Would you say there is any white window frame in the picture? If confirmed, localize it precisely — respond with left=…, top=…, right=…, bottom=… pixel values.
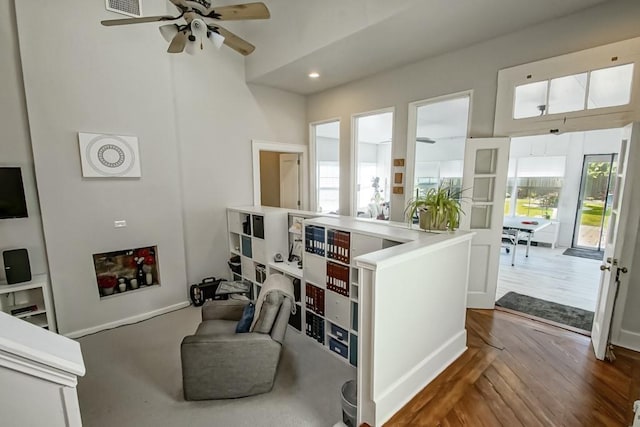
left=309, top=118, right=341, bottom=213
left=405, top=90, right=473, bottom=207
left=495, top=37, right=640, bottom=137
left=504, top=156, right=566, bottom=220
left=351, top=107, right=395, bottom=218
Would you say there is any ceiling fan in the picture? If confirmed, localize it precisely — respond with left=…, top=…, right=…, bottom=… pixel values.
left=101, top=0, right=270, bottom=55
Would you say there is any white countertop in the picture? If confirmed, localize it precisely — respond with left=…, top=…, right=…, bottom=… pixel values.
left=304, top=215, right=475, bottom=268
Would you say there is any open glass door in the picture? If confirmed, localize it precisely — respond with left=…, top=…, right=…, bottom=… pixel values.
left=573, top=154, right=617, bottom=251
left=460, top=137, right=510, bottom=308
left=591, top=123, right=639, bottom=360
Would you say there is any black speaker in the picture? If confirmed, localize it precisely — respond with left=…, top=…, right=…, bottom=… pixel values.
left=3, top=248, right=31, bottom=284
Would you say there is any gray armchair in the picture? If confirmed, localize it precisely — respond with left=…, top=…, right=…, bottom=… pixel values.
left=180, top=295, right=292, bottom=400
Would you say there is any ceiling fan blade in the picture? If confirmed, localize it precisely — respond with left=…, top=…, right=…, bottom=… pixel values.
left=168, top=0, right=189, bottom=11
left=215, top=25, right=255, bottom=55
left=207, top=2, right=270, bottom=20
left=167, top=30, right=188, bottom=53
left=101, top=15, right=179, bottom=26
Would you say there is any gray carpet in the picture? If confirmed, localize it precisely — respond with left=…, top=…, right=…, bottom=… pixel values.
left=563, top=247, right=604, bottom=261
left=76, top=306, right=355, bottom=427
left=496, top=291, right=594, bottom=331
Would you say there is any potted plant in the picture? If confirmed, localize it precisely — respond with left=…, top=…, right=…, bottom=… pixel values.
left=405, top=186, right=464, bottom=231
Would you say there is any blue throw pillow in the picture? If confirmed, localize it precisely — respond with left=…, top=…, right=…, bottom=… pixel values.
left=236, top=302, right=255, bottom=333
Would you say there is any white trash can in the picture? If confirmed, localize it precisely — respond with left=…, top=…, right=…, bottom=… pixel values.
left=341, top=380, right=357, bottom=427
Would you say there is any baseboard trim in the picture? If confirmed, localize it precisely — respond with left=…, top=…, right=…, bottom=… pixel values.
left=614, top=328, right=640, bottom=353
left=375, top=329, right=467, bottom=425
left=64, top=301, right=190, bottom=339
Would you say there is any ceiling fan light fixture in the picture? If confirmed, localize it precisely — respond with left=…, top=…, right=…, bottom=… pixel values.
left=208, top=30, right=225, bottom=49
left=159, top=24, right=179, bottom=43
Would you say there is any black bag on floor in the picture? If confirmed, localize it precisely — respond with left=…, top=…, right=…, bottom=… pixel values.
left=189, top=277, right=223, bottom=307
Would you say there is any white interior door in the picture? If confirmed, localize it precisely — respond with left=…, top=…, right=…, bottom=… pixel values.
left=279, top=153, right=300, bottom=209
left=591, top=123, right=639, bottom=360
left=460, top=137, right=510, bottom=308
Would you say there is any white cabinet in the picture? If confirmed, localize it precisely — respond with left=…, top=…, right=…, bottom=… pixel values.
left=0, top=311, right=84, bottom=426
left=0, top=274, right=56, bottom=332
left=304, top=253, right=326, bottom=287
left=301, top=217, right=404, bottom=367
left=325, top=291, right=350, bottom=329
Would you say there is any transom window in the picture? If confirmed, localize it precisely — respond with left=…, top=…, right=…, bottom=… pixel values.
left=514, top=63, right=634, bottom=119
left=495, top=36, right=640, bottom=136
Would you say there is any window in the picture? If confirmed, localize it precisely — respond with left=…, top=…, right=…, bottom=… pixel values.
left=588, top=63, right=634, bottom=109
left=504, top=156, right=565, bottom=220
left=513, top=64, right=633, bottom=120
left=514, top=81, right=547, bottom=119
left=495, top=37, right=640, bottom=135
left=548, top=73, right=587, bottom=114
left=312, top=121, right=340, bottom=214
left=410, top=93, right=470, bottom=199
left=353, top=111, right=393, bottom=220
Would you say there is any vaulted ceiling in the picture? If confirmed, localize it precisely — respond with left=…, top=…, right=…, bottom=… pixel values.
left=218, top=0, right=609, bottom=95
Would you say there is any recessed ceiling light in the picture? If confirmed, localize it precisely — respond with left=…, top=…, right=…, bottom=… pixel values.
left=308, top=72, right=320, bottom=79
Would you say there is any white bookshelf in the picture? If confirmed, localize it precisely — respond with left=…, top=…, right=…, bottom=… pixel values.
left=0, top=274, right=56, bottom=332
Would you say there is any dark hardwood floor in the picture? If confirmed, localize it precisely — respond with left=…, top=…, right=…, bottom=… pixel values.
left=386, top=309, right=640, bottom=426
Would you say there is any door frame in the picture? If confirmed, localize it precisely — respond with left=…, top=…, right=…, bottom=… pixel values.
left=251, top=140, right=308, bottom=209
left=572, top=153, right=617, bottom=251
left=493, top=125, right=640, bottom=353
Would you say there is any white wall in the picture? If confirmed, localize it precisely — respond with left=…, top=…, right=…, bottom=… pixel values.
left=14, top=0, right=188, bottom=336
left=171, top=51, right=306, bottom=283
left=0, top=1, right=47, bottom=282
left=307, top=0, right=640, bottom=222
left=12, top=0, right=305, bottom=335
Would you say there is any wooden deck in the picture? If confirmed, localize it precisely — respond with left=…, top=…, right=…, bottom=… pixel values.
left=386, top=309, right=640, bottom=426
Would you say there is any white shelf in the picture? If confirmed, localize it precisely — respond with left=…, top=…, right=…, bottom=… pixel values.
left=0, top=274, right=55, bottom=332
left=8, top=303, right=46, bottom=319
left=269, top=261, right=303, bottom=279
left=0, top=274, right=48, bottom=295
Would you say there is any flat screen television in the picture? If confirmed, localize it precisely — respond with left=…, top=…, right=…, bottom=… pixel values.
left=0, top=167, right=28, bottom=219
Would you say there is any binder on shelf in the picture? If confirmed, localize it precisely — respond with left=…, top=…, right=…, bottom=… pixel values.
left=305, top=283, right=324, bottom=315
left=305, top=226, right=313, bottom=254
left=328, top=229, right=335, bottom=261
left=326, top=261, right=349, bottom=296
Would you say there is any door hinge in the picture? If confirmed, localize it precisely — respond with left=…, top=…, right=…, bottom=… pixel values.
left=297, top=159, right=300, bottom=165
left=297, top=200, right=301, bottom=206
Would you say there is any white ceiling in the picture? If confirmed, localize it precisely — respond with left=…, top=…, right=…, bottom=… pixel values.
left=217, top=0, right=609, bottom=95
